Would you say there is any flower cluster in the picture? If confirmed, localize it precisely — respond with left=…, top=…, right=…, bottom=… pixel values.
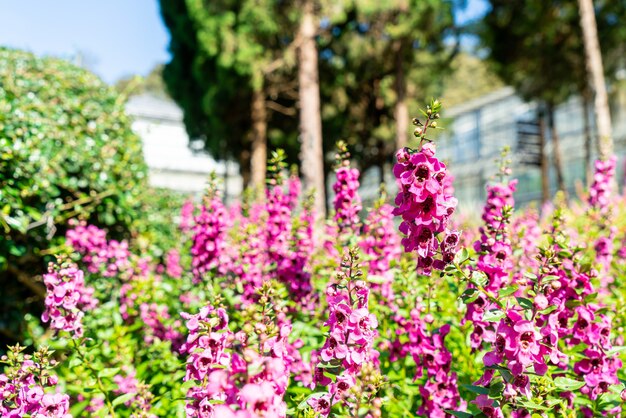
left=113, top=367, right=139, bottom=406
left=165, top=249, right=183, bottom=278
left=181, top=306, right=233, bottom=417
left=481, top=309, right=552, bottom=387
left=180, top=199, right=195, bottom=234
left=0, top=345, right=71, bottom=417
left=119, top=275, right=184, bottom=352
left=309, top=250, right=378, bottom=416
left=265, top=182, right=293, bottom=281
left=595, top=226, right=617, bottom=291
left=473, top=219, right=622, bottom=416
left=191, top=193, right=230, bottom=283
left=281, top=202, right=315, bottom=304
left=360, top=201, right=401, bottom=301
left=465, top=179, right=517, bottom=349
left=181, top=303, right=292, bottom=418
left=510, top=209, right=541, bottom=287
left=588, top=156, right=617, bottom=215
left=139, top=303, right=184, bottom=352
left=333, top=166, right=362, bottom=234
left=544, top=260, right=621, bottom=405
left=286, top=172, right=302, bottom=211
left=42, top=262, right=97, bottom=338
left=129, top=383, right=158, bottom=418
left=230, top=219, right=266, bottom=304
left=333, top=142, right=362, bottom=235
left=66, top=221, right=131, bottom=278
left=393, top=142, right=458, bottom=274
left=390, top=308, right=465, bottom=417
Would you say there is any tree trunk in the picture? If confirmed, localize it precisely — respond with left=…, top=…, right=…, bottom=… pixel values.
left=220, top=139, right=230, bottom=202
left=298, top=0, right=326, bottom=220
left=394, top=39, right=409, bottom=150
left=578, top=0, right=613, bottom=159
left=539, top=115, right=550, bottom=203
left=547, top=104, right=566, bottom=195
left=239, top=149, right=252, bottom=190
left=582, top=90, right=593, bottom=185
left=250, top=88, right=267, bottom=189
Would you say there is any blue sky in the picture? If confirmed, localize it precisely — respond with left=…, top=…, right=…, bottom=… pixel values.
left=0, top=0, right=487, bottom=85
left=0, top=0, right=170, bottom=84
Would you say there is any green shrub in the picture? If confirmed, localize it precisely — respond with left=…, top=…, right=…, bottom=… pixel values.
left=0, top=48, right=147, bottom=345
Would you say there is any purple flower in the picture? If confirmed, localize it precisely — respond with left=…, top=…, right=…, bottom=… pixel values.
left=392, top=143, right=458, bottom=274
left=42, top=264, right=96, bottom=338
left=333, top=166, right=362, bottom=234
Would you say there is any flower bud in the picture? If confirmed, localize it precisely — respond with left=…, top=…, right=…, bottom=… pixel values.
left=534, top=294, right=548, bottom=310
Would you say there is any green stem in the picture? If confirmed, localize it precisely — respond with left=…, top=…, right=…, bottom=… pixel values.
left=71, top=338, right=117, bottom=417
left=452, top=261, right=504, bottom=309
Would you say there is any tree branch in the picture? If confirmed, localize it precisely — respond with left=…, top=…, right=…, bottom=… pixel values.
left=7, top=265, right=45, bottom=299
left=266, top=100, right=297, bottom=116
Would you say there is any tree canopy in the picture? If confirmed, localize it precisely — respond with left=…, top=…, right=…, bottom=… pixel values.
left=159, top=0, right=462, bottom=188
left=480, top=0, right=626, bottom=106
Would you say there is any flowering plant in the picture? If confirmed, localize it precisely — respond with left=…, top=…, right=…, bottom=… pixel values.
left=3, top=99, right=626, bottom=418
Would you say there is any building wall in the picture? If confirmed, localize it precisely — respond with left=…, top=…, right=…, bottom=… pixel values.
left=126, top=94, right=243, bottom=202
left=436, top=88, right=626, bottom=212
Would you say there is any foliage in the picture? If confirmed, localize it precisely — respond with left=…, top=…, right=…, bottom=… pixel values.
left=479, top=0, right=626, bottom=105
left=159, top=0, right=300, bottom=177
left=133, top=188, right=188, bottom=260
left=159, top=0, right=464, bottom=180
left=440, top=53, right=505, bottom=108
left=0, top=47, right=147, bottom=348
left=319, top=0, right=459, bottom=171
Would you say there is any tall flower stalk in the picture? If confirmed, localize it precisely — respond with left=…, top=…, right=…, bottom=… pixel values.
left=333, top=141, right=362, bottom=237
left=308, top=248, right=382, bottom=417
left=190, top=176, right=230, bottom=284
left=392, top=99, right=459, bottom=275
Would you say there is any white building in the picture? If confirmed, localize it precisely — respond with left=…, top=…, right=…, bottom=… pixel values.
left=125, top=93, right=242, bottom=199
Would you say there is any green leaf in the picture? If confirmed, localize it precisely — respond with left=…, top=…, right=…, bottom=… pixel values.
left=541, top=275, right=559, bottom=283
left=607, top=346, right=626, bottom=356
left=69, top=399, right=89, bottom=416
left=539, top=305, right=558, bottom=315
left=471, top=271, right=488, bottom=287
left=461, top=384, right=489, bottom=395
left=455, top=248, right=469, bottom=263
left=516, top=297, right=534, bottom=310
left=565, top=299, right=582, bottom=308
left=112, top=392, right=135, bottom=407
left=483, top=309, right=505, bottom=322
left=97, top=367, right=120, bottom=379
left=488, top=381, right=505, bottom=398
left=68, top=356, right=82, bottom=368
left=180, top=379, right=197, bottom=393
left=461, top=288, right=479, bottom=304
left=499, top=285, right=518, bottom=298
left=444, top=411, right=474, bottom=418
left=519, top=400, right=549, bottom=411
left=367, top=274, right=388, bottom=284
left=554, top=377, right=585, bottom=391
